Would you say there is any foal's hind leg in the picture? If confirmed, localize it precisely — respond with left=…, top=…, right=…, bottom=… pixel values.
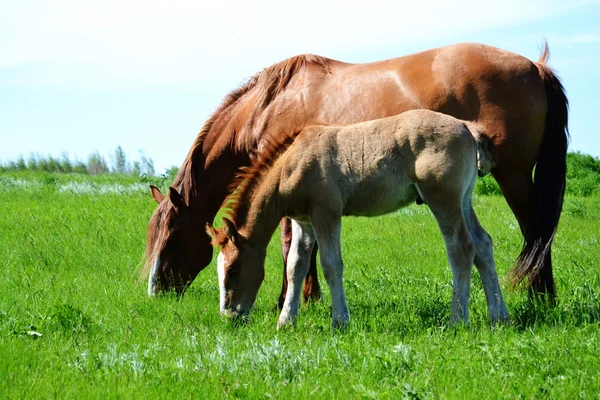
left=463, top=198, right=509, bottom=324
left=311, top=213, right=349, bottom=329
left=278, top=220, right=316, bottom=329
left=426, top=198, right=476, bottom=325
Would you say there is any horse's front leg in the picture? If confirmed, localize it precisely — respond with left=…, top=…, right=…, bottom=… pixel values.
left=277, top=220, right=316, bottom=328
left=278, top=217, right=293, bottom=310
left=311, top=214, right=349, bottom=329
left=278, top=218, right=321, bottom=309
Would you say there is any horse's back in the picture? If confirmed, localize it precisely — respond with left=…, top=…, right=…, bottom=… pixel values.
left=254, top=43, right=545, bottom=172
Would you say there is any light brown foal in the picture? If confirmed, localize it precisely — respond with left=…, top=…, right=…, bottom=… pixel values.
left=208, top=110, right=509, bottom=328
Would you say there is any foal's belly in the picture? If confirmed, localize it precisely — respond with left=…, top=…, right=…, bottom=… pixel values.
left=342, top=179, right=418, bottom=217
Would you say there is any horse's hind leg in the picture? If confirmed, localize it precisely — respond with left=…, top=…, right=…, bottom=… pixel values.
left=302, top=245, right=321, bottom=303
left=278, top=220, right=316, bottom=329
left=463, top=196, right=509, bottom=324
left=494, top=171, right=556, bottom=301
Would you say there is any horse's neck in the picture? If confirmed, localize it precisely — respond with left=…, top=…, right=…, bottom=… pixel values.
left=239, top=165, right=284, bottom=247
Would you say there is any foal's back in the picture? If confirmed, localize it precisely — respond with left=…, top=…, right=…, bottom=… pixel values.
left=278, top=110, right=478, bottom=217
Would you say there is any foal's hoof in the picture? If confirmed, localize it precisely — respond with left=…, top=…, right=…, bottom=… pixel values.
left=277, top=317, right=296, bottom=330
left=331, top=318, right=350, bottom=330
left=449, top=316, right=469, bottom=328
left=491, top=313, right=510, bottom=326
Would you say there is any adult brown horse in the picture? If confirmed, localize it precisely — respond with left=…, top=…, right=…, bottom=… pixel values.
left=145, top=42, right=568, bottom=304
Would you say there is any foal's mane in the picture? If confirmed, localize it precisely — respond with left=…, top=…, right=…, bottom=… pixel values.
left=219, top=130, right=301, bottom=233
left=172, top=54, right=331, bottom=204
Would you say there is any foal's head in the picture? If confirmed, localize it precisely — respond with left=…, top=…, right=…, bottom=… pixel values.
left=206, top=218, right=266, bottom=318
left=145, top=185, right=213, bottom=296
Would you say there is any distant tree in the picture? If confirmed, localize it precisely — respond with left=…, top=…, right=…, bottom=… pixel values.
left=164, top=166, right=179, bottom=182
left=114, top=146, right=128, bottom=174
left=16, top=156, right=26, bottom=171
left=37, top=158, right=49, bottom=172
left=138, top=150, right=155, bottom=176
left=60, top=152, right=73, bottom=173
left=27, top=154, right=39, bottom=171
left=87, top=151, right=109, bottom=175
left=73, top=160, right=88, bottom=174
left=47, top=157, right=59, bottom=172
left=131, top=161, right=141, bottom=177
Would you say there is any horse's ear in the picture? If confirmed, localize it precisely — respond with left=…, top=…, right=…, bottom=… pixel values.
left=168, top=187, right=185, bottom=213
left=222, top=217, right=240, bottom=245
left=150, top=185, right=165, bottom=203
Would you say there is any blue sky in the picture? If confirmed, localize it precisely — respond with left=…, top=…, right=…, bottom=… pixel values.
left=1, top=0, right=599, bottom=174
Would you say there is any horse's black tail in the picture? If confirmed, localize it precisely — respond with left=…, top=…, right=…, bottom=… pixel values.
left=508, top=42, right=569, bottom=299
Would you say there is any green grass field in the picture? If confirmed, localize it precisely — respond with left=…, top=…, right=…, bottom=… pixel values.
left=1, top=172, right=599, bottom=398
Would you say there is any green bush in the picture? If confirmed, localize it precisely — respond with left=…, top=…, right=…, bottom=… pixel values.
left=474, top=174, right=502, bottom=196
left=566, top=152, right=600, bottom=196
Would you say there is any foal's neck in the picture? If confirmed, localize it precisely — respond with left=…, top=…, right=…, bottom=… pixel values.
left=238, top=165, right=285, bottom=247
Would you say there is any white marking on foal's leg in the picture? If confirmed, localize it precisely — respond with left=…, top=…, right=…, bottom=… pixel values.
left=217, top=252, right=226, bottom=314
left=147, top=257, right=160, bottom=297
left=278, top=220, right=314, bottom=329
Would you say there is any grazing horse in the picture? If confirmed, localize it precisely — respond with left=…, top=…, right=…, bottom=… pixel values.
left=207, top=110, right=510, bottom=328
left=145, top=42, right=568, bottom=304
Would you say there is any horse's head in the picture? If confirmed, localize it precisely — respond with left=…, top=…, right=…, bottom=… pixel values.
left=145, top=185, right=213, bottom=296
left=206, top=218, right=265, bottom=318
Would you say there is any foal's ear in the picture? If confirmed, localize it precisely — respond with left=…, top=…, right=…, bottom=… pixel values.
left=168, top=187, right=185, bottom=213
left=222, top=217, right=240, bottom=245
left=205, top=223, right=219, bottom=243
left=150, top=185, right=165, bottom=203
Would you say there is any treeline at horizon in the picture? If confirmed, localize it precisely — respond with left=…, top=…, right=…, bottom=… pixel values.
left=1, top=149, right=599, bottom=197
left=0, top=146, right=157, bottom=176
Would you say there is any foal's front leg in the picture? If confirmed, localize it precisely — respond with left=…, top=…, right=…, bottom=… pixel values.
left=278, top=217, right=321, bottom=310
left=277, top=220, right=316, bottom=328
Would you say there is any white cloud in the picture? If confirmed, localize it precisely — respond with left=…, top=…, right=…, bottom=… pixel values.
left=2, top=0, right=598, bottom=86
left=549, top=33, right=600, bottom=45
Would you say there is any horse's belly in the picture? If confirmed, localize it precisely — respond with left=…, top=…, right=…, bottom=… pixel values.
left=342, top=179, right=417, bottom=217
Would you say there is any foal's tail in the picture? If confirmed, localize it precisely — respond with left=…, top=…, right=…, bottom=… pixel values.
left=465, top=122, right=497, bottom=176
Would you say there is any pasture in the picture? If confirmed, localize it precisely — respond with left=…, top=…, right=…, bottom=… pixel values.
left=1, top=172, right=599, bottom=398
